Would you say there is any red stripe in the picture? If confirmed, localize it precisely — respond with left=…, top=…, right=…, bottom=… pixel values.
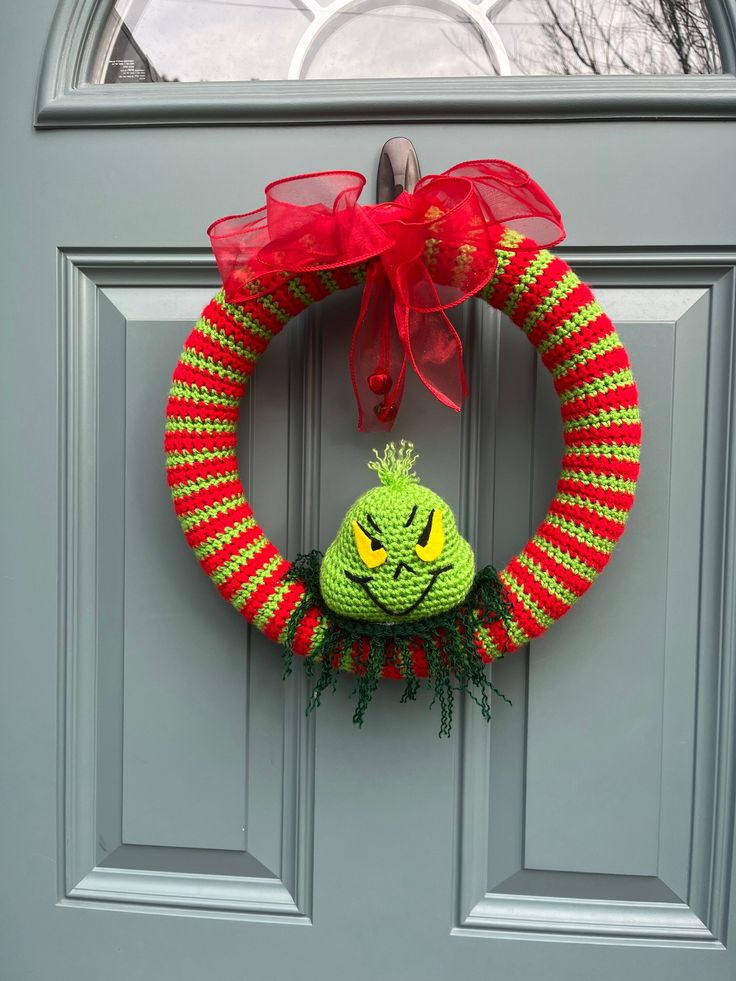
left=220, top=541, right=281, bottom=603
left=166, top=457, right=238, bottom=488
left=500, top=578, right=547, bottom=640
left=542, top=316, right=615, bottom=373
left=262, top=580, right=305, bottom=643
left=186, top=331, right=257, bottom=375
left=554, top=346, right=631, bottom=395
left=172, top=477, right=242, bottom=518
left=555, top=475, right=634, bottom=513
left=524, top=539, right=590, bottom=598
left=201, top=302, right=271, bottom=357
left=165, top=431, right=236, bottom=454
left=562, top=383, right=639, bottom=421
left=196, top=522, right=266, bottom=576
left=288, top=603, right=322, bottom=658
left=219, top=290, right=291, bottom=335
left=165, top=398, right=239, bottom=424
left=549, top=497, right=625, bottom=541
left=561, top=451, right=640, bottom=483
left=241, top=559, right=293, bottom=626
left=536, top=521, right=612, bottom=573
left=564, top=421, right=643, bottom=447
left=489, top=246, right=540, bottom=309
left=184, top=501, right=254, bottom=549
left=172, top=362, right=247, bottom=400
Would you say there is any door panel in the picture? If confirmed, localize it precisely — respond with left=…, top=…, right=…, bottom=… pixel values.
left=459, top=261, right=735, bottom=946
left=3, top=2, right=736, bottom=979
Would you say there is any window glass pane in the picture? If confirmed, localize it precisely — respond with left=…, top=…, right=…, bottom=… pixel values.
left=93, top=0, right=722, bottom=83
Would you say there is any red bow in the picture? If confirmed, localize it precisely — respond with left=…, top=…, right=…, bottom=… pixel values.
left=208, top=161, right=564, bottom=431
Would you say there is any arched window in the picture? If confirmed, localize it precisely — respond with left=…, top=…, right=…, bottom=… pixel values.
left=93, top=0, right=721, bottom=84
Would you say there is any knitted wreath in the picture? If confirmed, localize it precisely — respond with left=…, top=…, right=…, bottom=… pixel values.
left=165, top=162, right=640, bottom=734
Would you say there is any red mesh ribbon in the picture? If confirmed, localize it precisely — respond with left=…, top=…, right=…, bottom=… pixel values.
left=208, top=160, right=565, bottom=431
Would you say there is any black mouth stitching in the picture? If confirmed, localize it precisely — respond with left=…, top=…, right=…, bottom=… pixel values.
left=344, top=565, right=454, bottom=617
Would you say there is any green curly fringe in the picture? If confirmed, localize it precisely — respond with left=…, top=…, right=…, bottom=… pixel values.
left=282, top=551, right=512, bottom=737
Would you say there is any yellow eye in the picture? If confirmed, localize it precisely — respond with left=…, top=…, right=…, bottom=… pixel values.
left=415, top=509, right=444, bottom=562
left=352, top=520, right=387, bottom=569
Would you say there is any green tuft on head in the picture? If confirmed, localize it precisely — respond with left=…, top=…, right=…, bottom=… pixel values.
left=368, top=440, right=420, bottom=491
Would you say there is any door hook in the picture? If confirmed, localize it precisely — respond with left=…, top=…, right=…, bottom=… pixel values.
left=376, top=138, right=421, bottom=203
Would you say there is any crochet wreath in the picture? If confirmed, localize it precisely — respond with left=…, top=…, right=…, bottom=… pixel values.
left=165, top=163, right=641, bottom=734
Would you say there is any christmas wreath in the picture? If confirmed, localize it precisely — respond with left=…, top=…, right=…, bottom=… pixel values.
left=165, top=160, right=641, bottom=734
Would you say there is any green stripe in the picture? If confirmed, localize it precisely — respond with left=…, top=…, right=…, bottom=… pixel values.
left=543, top=512, right=617, bottom=554
left=287, top=277, right=315, bottom=307
left=170, top=471, right=238, bottom=500
left=258, top=294, right=290, bottom=325
left=165, top=416, right=237, bottom=436
left=252, top=578, right=294, bottom=631
left=195, top=316, right=261, bottom=363
left=316, top=269, right=340, bottom=293
left=563, top=405, right=641, bottom=432
left=521, top=270, right=580, bottom=334
left=507, top=622, right=530, bottom=649
left=306, top=614, right=332, bottom=658
left=537, top=301, right=603, bottom=355
left=474, top=619, right=502, bottom=659
left=211, top=535, right=269, bottom=587
left=560, top=469, right=637, bottom=495
left=516, top=553, right=580, bottom=607
left=231, top=554, right=284, bottom=610
left=180, top=347, right=248, bottom=386
left=194, top=516, right=257, bottom=560
left=478, top=232, right=526, bottom=300
left=564, top=441, right=641, bottom=463
left=559, top=368, right=635, bottom=405
left=503, top=251, right=555, bottom=317
left=502, top=571, right=555, bottom=630
left=178, top=495, right=243, bottom=533
left=169, top=380, right=239, bottom=409
left=215, top=290, right=273, bottom=342
left=552, top=331, right=622, bottom=380
left=555, top=491, right=629, bottom=525
left=166, top=447, right=234, bottom=468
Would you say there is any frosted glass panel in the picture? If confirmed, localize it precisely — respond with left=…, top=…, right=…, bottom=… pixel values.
left=93, top=0, right=722, bottom=82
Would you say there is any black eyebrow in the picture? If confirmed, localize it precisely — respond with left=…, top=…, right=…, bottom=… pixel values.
left=404, top=504, right=418, bottom=527
left=366, top=513, right=383, bottom=535
left=417, top=510, right=434, bottom=548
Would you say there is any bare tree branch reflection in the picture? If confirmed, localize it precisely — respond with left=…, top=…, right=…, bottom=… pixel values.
left=515, top=0, right=720, bottom=75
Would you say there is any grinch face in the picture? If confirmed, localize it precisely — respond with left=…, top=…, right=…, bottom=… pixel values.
left=320, top=448, right=475, bottom=622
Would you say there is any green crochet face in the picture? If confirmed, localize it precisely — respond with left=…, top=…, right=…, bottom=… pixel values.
left=320, top=442, right=475, bottom=622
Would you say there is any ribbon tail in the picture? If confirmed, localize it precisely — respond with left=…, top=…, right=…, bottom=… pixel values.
left=400, top=306, right=468, bottom=412
left=350, top=261, right=408, bottom=432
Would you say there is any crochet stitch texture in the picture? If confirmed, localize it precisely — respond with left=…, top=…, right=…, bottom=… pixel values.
left=319, top=440, right=476, bottom=622
left=165, top=229, right=641, bottom=679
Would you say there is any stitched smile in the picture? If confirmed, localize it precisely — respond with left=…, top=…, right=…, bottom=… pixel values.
left=344, top=565, right=453, bottom=617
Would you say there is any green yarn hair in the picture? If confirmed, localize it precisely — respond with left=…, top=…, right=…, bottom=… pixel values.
left=367, top=439, right=420, bottom=491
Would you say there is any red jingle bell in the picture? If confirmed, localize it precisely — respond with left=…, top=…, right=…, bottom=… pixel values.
left=374, top=401, right=397, bottom=423
left=368, top=371, right=392, bottom=395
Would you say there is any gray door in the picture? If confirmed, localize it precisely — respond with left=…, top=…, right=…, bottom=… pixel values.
left=3, top=1, right=736, bottom=979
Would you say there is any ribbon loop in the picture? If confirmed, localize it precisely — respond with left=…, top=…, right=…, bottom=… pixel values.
left=208, top=160, right=565, bottom=431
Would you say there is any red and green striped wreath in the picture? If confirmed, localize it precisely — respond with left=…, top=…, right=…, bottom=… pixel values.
left=165, top=163, right=640, bottom=733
